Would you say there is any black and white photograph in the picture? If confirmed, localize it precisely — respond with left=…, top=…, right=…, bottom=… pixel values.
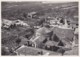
left=1, top=1, right=79, bottom=56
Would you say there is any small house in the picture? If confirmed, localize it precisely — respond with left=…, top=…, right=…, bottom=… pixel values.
left=27, top=12, right=37, bottom=18
left=44, top=41, right=59, bottom=51
left=14, top=20, right=29, bottom=27
left=15, top=45, right=49, bottom=55
left=2, top=19, right=13, bottom=28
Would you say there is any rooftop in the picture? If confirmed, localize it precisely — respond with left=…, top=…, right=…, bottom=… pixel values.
left=45, top=41, right=59, bottom=46
left=16, top=45, right=61, bottom=55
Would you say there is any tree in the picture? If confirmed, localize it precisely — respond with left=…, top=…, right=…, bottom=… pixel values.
left=16, top=38, right=21, bottom=45
left=1, top=46, right=17, bottom=55
left=53, top=34, right=59, bottom=42
left=1, top=46, right=10, bottom=55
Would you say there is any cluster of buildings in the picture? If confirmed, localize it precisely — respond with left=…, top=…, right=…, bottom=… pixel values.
left=2, top=12, right=78, bottom=55
left=2, top=19, right=29, bottom=29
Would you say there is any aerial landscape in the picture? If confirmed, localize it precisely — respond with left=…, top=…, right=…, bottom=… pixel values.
left=1, top=1, right=78, bottom=55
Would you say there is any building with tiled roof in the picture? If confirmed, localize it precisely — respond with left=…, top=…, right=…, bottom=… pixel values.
left=15, top=45, right=61, bottom=55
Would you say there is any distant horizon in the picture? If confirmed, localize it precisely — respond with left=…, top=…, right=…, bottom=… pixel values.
left=1, top=1, right=78, bottom=3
